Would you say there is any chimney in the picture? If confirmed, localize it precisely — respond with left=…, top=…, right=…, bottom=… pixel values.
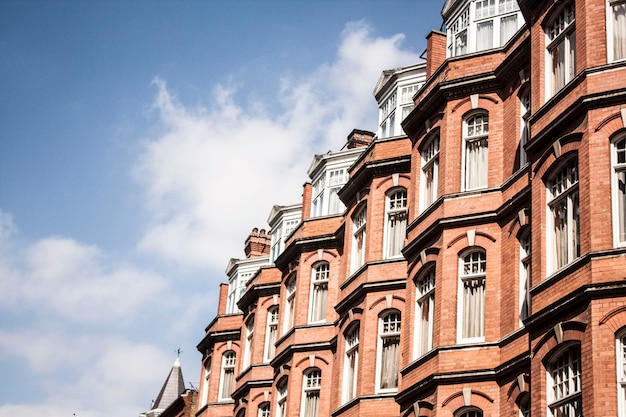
left=244, top=228, right=271, bottom=258
left=426, top=30, right=447, bottom=78
left=302, top=182, right=312, bottom=221
left=346, top=129, right=375, bottom=149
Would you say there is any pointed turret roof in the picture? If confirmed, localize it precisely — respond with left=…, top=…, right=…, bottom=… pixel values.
left=153, top=357, right=185, bottom=409
left=141, top=357, right=186, bottom=417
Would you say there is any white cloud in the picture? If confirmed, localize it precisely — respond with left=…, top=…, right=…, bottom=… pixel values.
left=134, top=21, right=421, bottom=270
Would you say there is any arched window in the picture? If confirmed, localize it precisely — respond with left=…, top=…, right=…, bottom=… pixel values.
left=546, top=344, right=582, bottom=416
left=458, top=249, right=486, bottom=342
left=258, top=402, right=270, bottom=417
left=276, top=378, right=288, bottom=417
left=385, top=188, right=408, bottom=258
left=219, top=350, right=236, bottom=401
left=351, top=206, right=367, bottom=273
left=416, top=266, right=435, bottom=357
left=343, top=323, right=360, bottom=403
left=201, top=357, right=211, bottom=406
left=236, top=410, right=246, bottom=417
left=420, top=134, right=440, bottom=212
left=613, top=135, right=626, bottom=246
left=463, top=113, right=489, bottom=190
left=616, top=329, right=626, bottom=416
left=519, top=87, right=530, bottom=168
left=547, top=158, right=580, bottom=273
left=309, top=263, right=329, bottom=323
left=377, top=311, right=401, bottom=391
left=518, top=393, right=530, bottom=417
left=264, top=306, right=279, bottom=362
left=545, top=2, right=576, bottom=97
left=455, top=408, right=483, bottom=417
left=243, top=316, right=254, bottom=369
left=301, top=368, right=321, bottom=417
left=283, top=278, right=296, bottom=334
left=519, top=230, right=531, bottom=324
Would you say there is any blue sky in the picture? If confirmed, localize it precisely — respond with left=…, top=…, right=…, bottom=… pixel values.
left=0, top=1, right=443, bottom=415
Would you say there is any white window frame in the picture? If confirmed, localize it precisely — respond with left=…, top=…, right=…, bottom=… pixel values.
left=420, top=134, right=440, bottom=212
left=415, top=266, right=435, bottom=358
left=301, top=368, right=321, bottom=417
left=384, top=188, right=408, bottom=259
left=547, top=344, right=582, bottom=417
left=276, top=379, right=288, bottom=417
left=264, top=306, right=279, bottom=362
left=342, top=324, right=359, bottom=403
left=545, top=2, right=576, bottom=98
left=463, top=112, right=489, bottom=191
left=309, top=263, right=329, bottom=323
left=376, top=311, right=401, bottom=392
left=607, top=0, right=626, bottom=62
left=201, top=357, right=211, bottom=406
left=311, top=169, right=348, bottom=217
left=617, top=329, right=626, bottom=417
left=546, top=158, right=580, bottom=274
left=351, top=206, right=367, bottom=273
left=379, top=91, right=397, bottom=139
left=519, top=231, right=531, bottom=325
left=243, top=316, right=254, bottom=369
left=457, top=249, right=486, bottom=343
left=519, top=88, right=530, bottom=168
left=219, top=350, right=236, bottom=401
left=283, top=278, right=296, bottom=334
left=258, top=402, right=271, bottom=417
left=612, top=136, right=626, bottom=247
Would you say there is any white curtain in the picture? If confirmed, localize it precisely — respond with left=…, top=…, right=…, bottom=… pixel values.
left=311, top=283, right=328, bottom=322
left=466, top=138, right=488, bottom=189
left=380, top=337, right=399, bottom=389
left=463, top=278, right=485, bottom=338
left=500, top=15, right=518, bottom=45
left=617, top=171, right=626, bottom=242
left=328, top=187, right=342, bottom=215
left=419, top=295, right=433, bottom=354
left=221, top=369, right=234, bottom=399
left=476, top=21, right=494, bottom=51
left=615, top=2, right=626, bottom=60
left=304, top=392, right=320, bottom=417
left=387, top=212, right=407, bottom=257
left=552, top=40, right=566, bottom=92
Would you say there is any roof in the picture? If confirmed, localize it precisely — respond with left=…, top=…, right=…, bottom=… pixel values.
left=151, top=357, right=186, bottom=412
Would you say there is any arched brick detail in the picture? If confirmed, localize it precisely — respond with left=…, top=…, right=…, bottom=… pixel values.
left=532, top=321, right=586, bottom=360
left=417, top=127, right=442, bottom=153
left=407, top=247, right=440, bottom=277
left=338, top=309, right=363, bottom=333
left=369, top=296, right=406, bottom=314
left=506, top=374, right=530, bottom=402
left=534, top=133, right=582, bottom=180
left=594, top=112, right=624, bottom=134
left=450, top=94, right=499, bottom=114
left=446, top=231, right=496, bottom=250
left=302, top=249, right=337, bottom=265
left=293, top=354, right=330, bottom=370
left=376, top=175, right=411, bottom=191
left=600, top=306, right=626, bottom=333
left=442, top=390, right=494, bottom=413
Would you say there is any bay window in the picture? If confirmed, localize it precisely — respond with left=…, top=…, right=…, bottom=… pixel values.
left=547, top=344, right=582, bottom=417
left=385, top=189, right=408, bottom=258
left=617, top=330, right=626, bottom=416
left=546, top=2, right=576, bottom=96
left=284, top=278, right=296, bottom=333
left=309, top=263, right=329, bottom=323
left=264, top=306, right=278, bottom=362
left=343, top=324, right=359, bottom=403
left=377, top=311, right=401, bottom=391
left=547, top=158, right=580, bottom=273
left=219, top=351, right=236, bottom=401
left=420, top=134, right=440, bottom=212
left=613, top=136, right=626, bottom=245
left=464, top=113, right=489, bottom=190
left=608, top=0, right=626, bottom=62
left=519, top=231, right=530, bottom=324
left=458, top=250, right=486, bottom=341
left=351, top=206, right=367, bottom=273
left=243, top=316, right=254, bottom=369
left=416, top=267, right=435, bottom=357
left=301, top=369, right=321, bottom=417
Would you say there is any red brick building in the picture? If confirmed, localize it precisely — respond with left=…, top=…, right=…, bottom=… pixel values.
left=193, top=1, right=626, bottom=416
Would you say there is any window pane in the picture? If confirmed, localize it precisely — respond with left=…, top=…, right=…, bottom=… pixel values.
left=613, top=2, right=626, bottom=60
left=477, top=20, right=494, bottom=51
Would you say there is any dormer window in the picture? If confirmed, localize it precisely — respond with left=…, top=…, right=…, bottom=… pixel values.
left=311, top=168, right=348, bottom=217
left=379, top=92, right=397, bottom=138
left=447, top=0, right=522, bottom=58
